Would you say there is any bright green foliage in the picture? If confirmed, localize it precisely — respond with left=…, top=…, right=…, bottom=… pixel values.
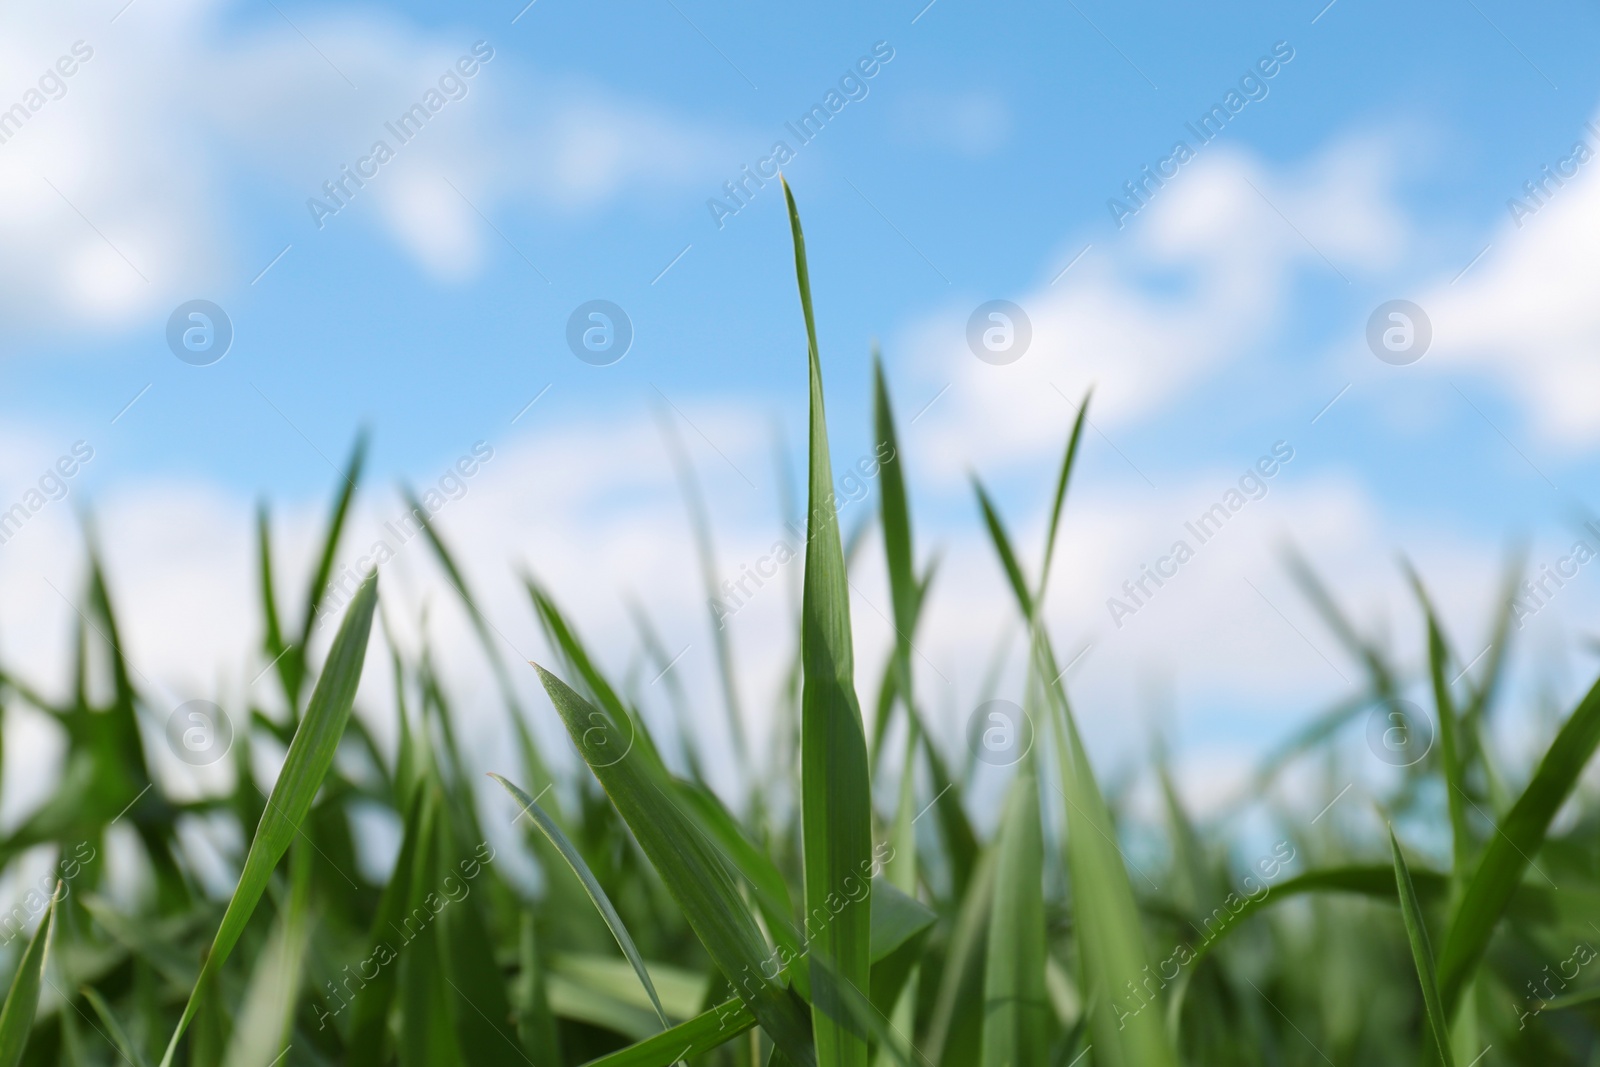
left=0, top=185, right=1598, bottom=1067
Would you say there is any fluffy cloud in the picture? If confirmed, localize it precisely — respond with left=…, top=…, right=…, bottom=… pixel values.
left=900, top=137, right=1408, bottom=479
left=0, top=1, right=728, bottom=325
left=1421, top=116, right=1600, bottom=444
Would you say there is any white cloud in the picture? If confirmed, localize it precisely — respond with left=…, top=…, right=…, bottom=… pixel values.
left=1420, top=117, right=1600, bottom=444
left=0, top=1, right=729, bottom=324
left=900, top=137, right=1407, bottom=480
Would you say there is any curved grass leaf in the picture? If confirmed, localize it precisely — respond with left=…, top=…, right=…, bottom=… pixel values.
left=489, top=774, right=672, bottom=1031
left=579, top=997, right=757, bottom=1067
left=0, top=883, right=58, bottom=1067
left=1390, top=828, right=1454, bottom=1067
left=512, top=667, right=816, bottom=1065
left=1437, top=673, right=1600, bottom=1016
left=784, top=177, right=874, bottom=1067
left=972, top=413, right=1178, bottom=1067
left=158, top=572, right=379, bottom=1067
left=1182, top=864, right=1448, bottom=972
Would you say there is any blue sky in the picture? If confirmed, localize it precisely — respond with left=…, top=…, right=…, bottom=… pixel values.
left=5, top=0, right=1600, bottom=817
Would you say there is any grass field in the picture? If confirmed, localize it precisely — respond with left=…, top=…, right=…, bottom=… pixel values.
left=0, top=181, right=1597, bottom=1066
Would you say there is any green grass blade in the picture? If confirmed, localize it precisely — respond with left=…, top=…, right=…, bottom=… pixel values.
left=255, top=503, right=294, bottom=703
left=81, top=986, right=151, bottom=1067
left=1181, top=864, right=1449, bottom=972
left=926, top=845, right=997, bottom=1066
left=1437, top=672, right=1600, bottom=1016
left=489, top=774, right=673, bottom=1031
left=220, top=842, right=312, bottom=1067
left=499, top=668, right=817, bottom=1066
left=655, top=403, right=749, bottom=769
left=1285, top=546, right=1397, bottom=697
left=347, top=787, right=432, bottom=1067
left=158, top=573, right=378, bottom=1067
left=298, top=433, right=366, bottom=648
left=405, top=491, right=556, bottom=809
left=434, top=805, right=525, bottom=1065
left=1390, top=828, right=1455, bottom=1067
left=0, top=884, right=58, bottom=1067
left=579, top=997, right=758, bottom=1067
left=982, top=751, right=1050, bottom=1067
left=1407, top=567, right=1470, bottom=882
left=973, top=481, right=1033, bottom=620
left=1037, top=391, right=1090, bottom=600
left=784, top=176, right=874, bottom=1067
left=973, top=475, right=1175, bottom=1067
left=872, top=354, right=915, bottom=641
left=1045, top=663, right=1176, bottom=1067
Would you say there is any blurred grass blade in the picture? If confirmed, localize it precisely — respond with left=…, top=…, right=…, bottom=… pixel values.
left=0, top=883, right=58, bottom=1067
left=434, top=805, right=524, bottom=1065
left=581, top=997, right=758, bottom=1066
left=872, top=353, right=915, bottom=662
left=81, top=986, right=150, bottom=1067
left=489, top=774, right=672, bottom=1031
left=972, top=455, right=1176, bottom=1067
left=298, top=433, right=366, bottom=649
left=982, top=751, right=1050, bottom=1067
left=1182, top=863, right=1449, bottom=972
left=1286, top=545, right=1396, bottom=697
left=159, top=573, right=379, bottom=1067
left=1036, top=392, right=1090, bottom=599
left=655, top=403, right=749, bottom=770
left=255, top=503, right=294, bottom=703
left=1437, top=673, right=1600, bottom=1016
left=1046, top=663, right=1177, bottom=1067
left=784, top=177, right=874, bottom=1067
left=1390, top=828, right=1455, bottom=1067
left=347, top=787, right=432, bottom=1067
left=973, top=481, right=1033, bottom=620
left=221, top=841, right=312, bottom=1067
left=926, top=846, right=997, bottom=1066
left=505, top=667, right=817, bottom=1065
left=1407, top=567, right=1470, bottom=882
left=406, top=490, right=556, bottom=810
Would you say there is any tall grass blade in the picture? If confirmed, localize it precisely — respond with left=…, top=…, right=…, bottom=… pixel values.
left=981, top=751, right=1050, bottom=1067
left=220, top=841, right=312, bottom=1067
left=0, top=883, right=58, bottom=1067
left=656, top=404, right=749, bottom=771
left=158, top=573, right=379, bottom=1067
left=1407, top=568, right=1470, bottom=882
left=1437, top=674, right=1600, bottom=1015
left=784, top=177, right=874, bottom=1067
left=489, top=774, right=673, bottom=1031
left=514, top=667, right=816, bottom=1065
left=1390, top=828, right=1455, bottom=1067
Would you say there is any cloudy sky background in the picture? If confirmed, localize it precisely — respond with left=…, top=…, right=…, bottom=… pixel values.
left=4, top=0, right=1600, bottom=838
